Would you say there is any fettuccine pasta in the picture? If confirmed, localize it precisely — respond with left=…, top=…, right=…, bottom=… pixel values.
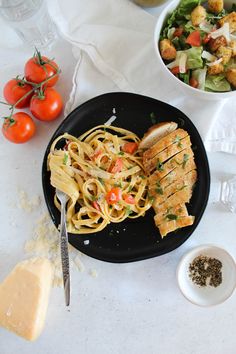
left=48, top=125, right=152, bottom=234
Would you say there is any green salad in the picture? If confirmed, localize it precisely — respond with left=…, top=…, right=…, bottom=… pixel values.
left=159, top=0, right=236, bottom=92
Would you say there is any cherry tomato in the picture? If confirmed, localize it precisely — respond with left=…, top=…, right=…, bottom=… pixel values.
left=30, top=87, right=63, bottom=121
left=170, top=66, right=180, bottom=75
left=106, top=188, right=122, bottom=204
left=109, top=158, right=123, bottom=173
left=122, top=142, right=138, bottom=154
left=189, top=78, right=199, bottom=88
left=185, top=30, right=201, bottom=47
left=24, top=55, right=59, bottom=87
left=2, top=112, right=36, bottom=144
left=3, top=79, right=33, bottom=108
left=173, top=27, right=183, bottom=37
left=124, top=194, right=135, bottom=204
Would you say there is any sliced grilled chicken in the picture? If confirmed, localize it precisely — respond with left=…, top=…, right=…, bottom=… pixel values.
left=154, top=204, right=188, bottom=226
left=157, top=216, right=195, bottom=238
left=144, top=135, right=192, bottom=175
left=148, top=159, right=196, bottom=190
left=140, top=121, right=197, bottom=238
left=143, top=128, right=188, bottom=165
left=149, top=169, right=197, bottom=202
left=139, top=121, right=177, bottom=150
left=153, top=186, right=193, bottom=214
left=147, top=147, right=194, bottom=183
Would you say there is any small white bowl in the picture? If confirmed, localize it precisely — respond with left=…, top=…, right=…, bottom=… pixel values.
left=154, top=0, right=236, bottom=100
left=176, top=245, right=236, bottom=306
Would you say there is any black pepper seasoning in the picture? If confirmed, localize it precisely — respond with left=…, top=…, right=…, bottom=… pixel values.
left=189, top=255, right=222, bottom=287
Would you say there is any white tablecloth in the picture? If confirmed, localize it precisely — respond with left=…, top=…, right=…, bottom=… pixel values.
left=0, top=2, right=236, bottom=354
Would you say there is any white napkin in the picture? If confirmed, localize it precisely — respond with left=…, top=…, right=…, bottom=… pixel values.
left=48, top=0, right=236, bottom=154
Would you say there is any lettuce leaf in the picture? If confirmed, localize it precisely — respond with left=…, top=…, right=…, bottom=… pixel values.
left=205, top=75, right=231, bottom=92
left=182, top=47, right=203, bottom=69
left=179, top=71, right=190, bottom=84
left=192, top=68, right=207, bottom=90
left=161, top=0, right=201, bottom=38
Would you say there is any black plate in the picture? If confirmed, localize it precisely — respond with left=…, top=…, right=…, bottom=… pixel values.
left=42, top=92, right=210, bottom=263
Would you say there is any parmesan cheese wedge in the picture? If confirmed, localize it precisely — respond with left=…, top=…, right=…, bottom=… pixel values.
left=0, top=258, right=53, bottom=341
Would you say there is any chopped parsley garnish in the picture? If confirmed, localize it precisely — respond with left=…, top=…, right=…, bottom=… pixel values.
left=182, top=154, right=189, bottom=169
left=148, top=194, right=155, bottom=203
left=128, top=185, right=133, bottom=192
left=140, top=175, right=145, bottom=179
left=63, top=153, right=68, bottom=165
left=177, top=184, right=187, bottom=191
left=114, top=182, right=122, bottom=188
left=173, top=136, right=183, bottom=148
left=98, top=177, right=105, bottom=185
left=126, top=205, right=132, bottom=216
left=150, top=112, right=156, bottom=125
left=156, top=182, right=163, bottom=195
left=156, top=159, right=164, bottom=172
left=118, top=151, right=124, bottom=155
left=166, top=214, right=178, bottom=221
left=89, top=195, right=97, bottom=201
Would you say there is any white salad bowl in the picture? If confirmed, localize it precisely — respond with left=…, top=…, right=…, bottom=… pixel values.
left=154, top=0, right=236, bottom=100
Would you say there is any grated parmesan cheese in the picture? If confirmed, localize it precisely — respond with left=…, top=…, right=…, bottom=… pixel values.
left=89, top=269, right=98, bottom=278
left=24, top=212, right=86, bottom=287
left=18, top=190, right=41, bottom=212
left=16, top=189, right=100, bottom=286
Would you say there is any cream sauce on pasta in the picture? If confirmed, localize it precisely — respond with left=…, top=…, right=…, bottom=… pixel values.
left=48, top=125, right=152, bottom=234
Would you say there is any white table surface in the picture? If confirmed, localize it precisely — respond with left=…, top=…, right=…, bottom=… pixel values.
left=1, top=3, right=236, bottom=354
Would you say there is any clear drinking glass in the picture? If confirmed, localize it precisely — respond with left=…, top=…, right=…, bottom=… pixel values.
left=211, top=176, right=236, bottom=213
left=0, top=0, right=58, bottom=48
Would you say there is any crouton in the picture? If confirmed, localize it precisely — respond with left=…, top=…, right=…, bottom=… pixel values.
left=218, top=12, right=236, bottom=33
left=229, top=40, right=236, bottom=56
left=159, top=39, right=177, bottom=61
left=207, top=62, right=224, bottom=75
left=208, top=36, right=227, bottom=52
left=216, top=46, right=232, bottom=64
left=226, top=68, right=236, bottom=87
left=208, top=0, right=223, bottom=14
left=191, top=5, right=207, bottom=26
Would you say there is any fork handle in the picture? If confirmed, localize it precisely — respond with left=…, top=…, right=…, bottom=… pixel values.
left=60, top=202, right=70, bottom=306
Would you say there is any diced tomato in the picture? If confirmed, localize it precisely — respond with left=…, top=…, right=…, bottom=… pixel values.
left=106, top=188, right=122, bottom=205
left=170, top=66, right=180, bottom=75
left=64, top=140, right=71, bottom=151
left=122, top=142, right=138, bottom=154
left=101, top=155, right=109, bottom=164
left=173, top=27, right=183, bottom=37
left=189, top=77, right=199, bottom=88
left=203, top=33, right=211, bottom=44
left=92, top=201, right=101, bottom=211
left=124, top=194, right=135, bottom=205
left=185, top=30, right=201, bottom=47
left=109, top=158, right=123, bottom=173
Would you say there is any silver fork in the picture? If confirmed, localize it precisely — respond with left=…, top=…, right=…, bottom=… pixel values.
left=56, top=188, right=70, bottom=306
